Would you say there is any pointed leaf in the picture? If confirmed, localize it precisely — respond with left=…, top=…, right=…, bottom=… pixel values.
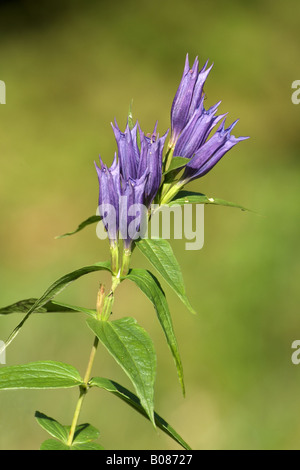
left=0, top=298, right=96, bottom=317
left=169, top=190, right=250, bottom=211
left=87, top=317, right=156, bottom=426
left=0, top=361, right=83, bottom=390
left=25, top=261, right=111, bottom=309
left=66, top=423, right=100, bottom=445
left=163, top=156, right=187, bottom=175
left=0, top=298, right=52, bottom=315
left=136, top=238, right=195, bottom=314
left=35, top=411, right=68, bottom=443
left=71, top=442, right=104, bottom=450
left=43, top=300, right=96, bottom=317
left=55, top=215, right=101, bottom=239
left=126, top=268, right=185, bottom=395
left=36, top=417, right=102, bottom=450
left=2, top=261, right=111, bottom=350
left=40, top=439, right=70, bottom=450
left=89, top=377, right=191, bottom=450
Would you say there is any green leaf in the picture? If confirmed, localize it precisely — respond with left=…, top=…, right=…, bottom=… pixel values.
left=2, top=261, right=111, bottom=350
left=35, top=412, right=68, bottom=443
left=0, top=298, right=96, bottom=318
left=36, top=416, right=102, bottom=450
left=0, top=298, right=51, bottom=315
left=169, top=190, right=251, bottom=211
left=89, top=377, right=191, bottom=450
left=135, top=238, right=196, bottom=314
left=87, top=317, right=156, bottom=426
left=67, top=423, right=100, bottom=445
left=71, top=442, right=104, bottom=450
left=0, top=361, right=83, bottom=390
left=43, top=301, right=97, bottom=317
left=163, top=156, right=187, bottom=175
left=55, top=215, right=101, bottom=239
left=40, top=439, right=70, bottom=450
left=126, top=268, right=185, bottom=396
left=25, top=261, right=111, bottom=309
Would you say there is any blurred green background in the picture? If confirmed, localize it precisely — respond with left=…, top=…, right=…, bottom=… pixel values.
left=0, top=0, right=300, bottom=450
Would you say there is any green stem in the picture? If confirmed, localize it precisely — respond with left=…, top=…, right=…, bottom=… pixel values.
left=157, top=145, right=178, bottom=204
left=83, top=336, right=99, bottom=384
left=67, top=335, right=99, bottom=447
left=101, top=274, right=121, bottom=321
left=67, top=269, right=123, bottom=446
left=96, top=284, right=105, bottom=320
left=121, top=249, right=132, bottom=277
left=67, top=387, right=86, bottom=447
left=160, top=181, right=184, bottom=206
left=101, top=294, right=115, bottom=321
left=110, top=241, right=119, bottom=276
left=162, top=145, right=174, bottom=174
left=67, top=285, right=105, bottom=447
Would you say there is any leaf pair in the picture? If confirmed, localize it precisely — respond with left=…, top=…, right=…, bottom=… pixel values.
left=88, top=265, right=187, bottom=427
left=0, top=239, right=191, bottom=401
left=0, top=361, right=190, bottom=449
left=0, top=261, right=111, bottom=350
left=35, top=412, right=103, bottom=450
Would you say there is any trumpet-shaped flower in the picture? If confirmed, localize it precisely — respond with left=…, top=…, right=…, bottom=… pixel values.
left=166, top=54, right=249, bottom=190
left=180, top=119, right=249, bottom=184
left=174, top=97, right=226, bottom=160
left=170, top=54, right=213, bottom=148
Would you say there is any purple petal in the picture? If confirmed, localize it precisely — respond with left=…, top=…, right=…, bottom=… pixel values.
left=174, top=98, right=223, bottom=159
left=182, top=124, right=249, bottom=182
left=111, top=121, right=139, bottom=180
left=170, top=56, right=200, bottom=143
left=95, top=159, right=119, bottom=242
left=187, top=62, right=213, bottom=122
left=170, top=56, right=213, bottom=146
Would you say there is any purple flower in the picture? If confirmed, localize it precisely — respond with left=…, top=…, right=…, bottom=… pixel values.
left=118, top=172, right=149, bottom=249
left=95, top=155, right=120, bottom=245
left=180, top=119, right=249, bottom=183
left=112, top=121, right=140, bottom=181
left=96, top=120, right=168, bottom=250
left=170, top=54, right=213, bottom=148
left=138, top=124, right=169, bottom=206
left=165, top=54, right=249, bottom=189
left=174, top=97, right=226, bottom=160
left=112, top=121, right=168, bottom=207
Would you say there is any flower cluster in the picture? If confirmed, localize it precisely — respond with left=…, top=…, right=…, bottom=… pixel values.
left=95, top=54, right=248, bottom=273
left=168, top=55, right=248, bottom=186
left=95, top=122, right=168, bottom=259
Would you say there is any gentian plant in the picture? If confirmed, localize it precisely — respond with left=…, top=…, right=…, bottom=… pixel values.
left=0, top=54, right=248, bottom=450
